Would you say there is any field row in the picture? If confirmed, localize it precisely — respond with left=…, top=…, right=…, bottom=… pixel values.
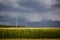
left=0, top=39, right=60, bottom=40
left=0, top=28, right=60, bottom=39
left=0, top=28, right=60, bottom=29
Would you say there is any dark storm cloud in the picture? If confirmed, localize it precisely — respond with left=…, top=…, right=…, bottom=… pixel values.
left=18, top=0, right=47, bottom=12
left=0, top=3, right=34, bottom=13
left=0, top=0, right=60, bottom=25
left=0, top=0, right=48, bottom=13
left=52, top=0, right=60, bottom=8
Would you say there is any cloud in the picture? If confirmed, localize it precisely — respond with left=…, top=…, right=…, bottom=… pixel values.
left=0, top=21, right=16, bottom=25
left=52, top=0, right=60, bottom=8
left=35, top=0, right=53, bottom=6
left=24, top=13, right=43, bottom=22
left=1, top=10, right=60, bottom=22
left=0, top=0, right=60, bottom=24
left=44, top=10, right=60, bottom=21
left=0, top=0, right=55, bottom=12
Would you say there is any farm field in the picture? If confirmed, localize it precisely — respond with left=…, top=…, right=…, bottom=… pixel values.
left=0, top=28, right=60, bottom=39
left=0, top=39, right=60, bottom=40
left=0, top=28, right=60, bottom=29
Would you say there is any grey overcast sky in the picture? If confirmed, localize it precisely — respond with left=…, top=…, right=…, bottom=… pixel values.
left=0, top=0, right=60, bottom=25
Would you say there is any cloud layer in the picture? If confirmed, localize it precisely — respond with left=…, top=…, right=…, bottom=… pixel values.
left=0, top=0, right=60, bottom=25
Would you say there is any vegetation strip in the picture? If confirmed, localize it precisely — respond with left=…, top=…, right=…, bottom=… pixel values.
left=0, top=28, right=60, bottom=29
left=0, top=28, right=60, bottom=39
left=0, top=39, right=60, bottom=40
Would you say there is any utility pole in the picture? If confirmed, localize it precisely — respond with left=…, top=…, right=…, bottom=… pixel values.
left=16, top=15, right=18, bottom=27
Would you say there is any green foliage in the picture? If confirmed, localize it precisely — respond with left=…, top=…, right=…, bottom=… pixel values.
left=0, top=28, right=60, bottom=39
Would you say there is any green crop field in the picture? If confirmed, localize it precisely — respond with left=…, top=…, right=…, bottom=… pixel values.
left=0, top=28, right=60, bottom=39
left=0, top=39, right=60, bottom=40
